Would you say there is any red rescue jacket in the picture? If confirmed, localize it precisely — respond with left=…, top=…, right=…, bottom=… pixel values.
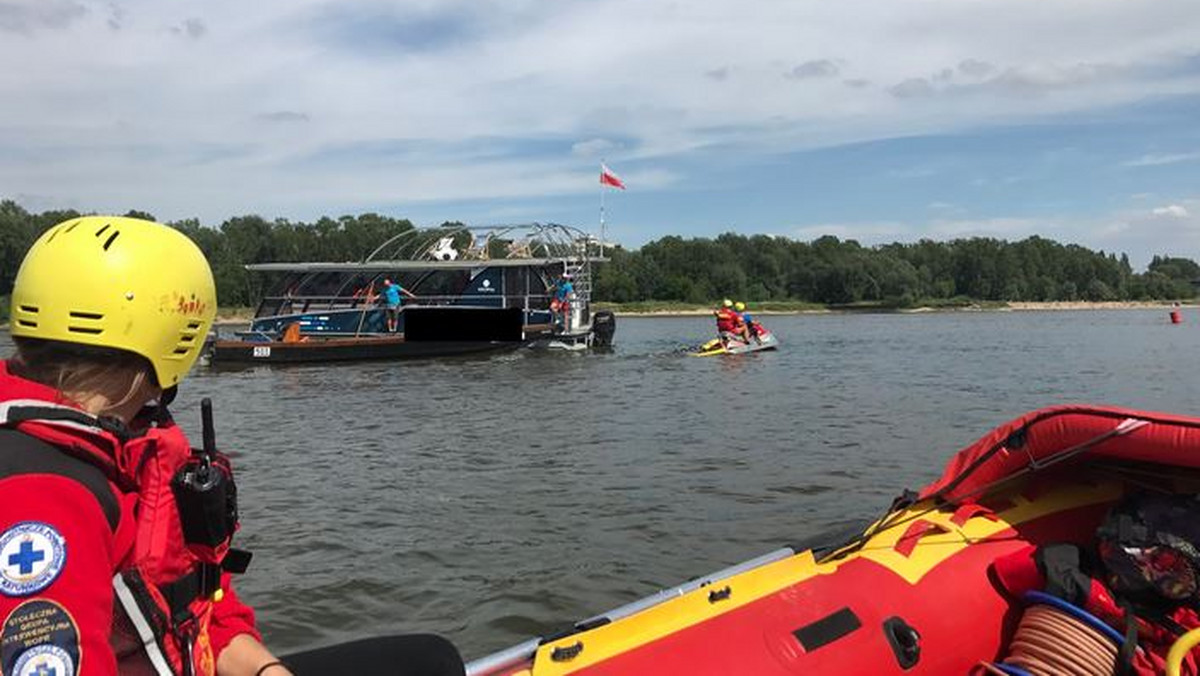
left=715, top=308, right=738, bottom=332
left=0, top=362, right=258, bottom=675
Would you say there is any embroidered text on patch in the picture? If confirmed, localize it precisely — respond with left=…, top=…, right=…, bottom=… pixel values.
left=0, top=523, right=67, bottom=597
left=1, top=600, right=81, bottom=676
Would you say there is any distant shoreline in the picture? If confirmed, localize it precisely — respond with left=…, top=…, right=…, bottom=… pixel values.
left=603, top=300, right=1191, bottom=317
left=1, top=300, right=1188, bottom=332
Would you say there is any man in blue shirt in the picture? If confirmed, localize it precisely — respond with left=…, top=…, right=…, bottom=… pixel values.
left=382, top=278, right=416, bottom=332
left=555, top=274, right=575, bottom=302
left=549, top=273, right=576, bottom=328
left=551, top=274, right=575, bottom=328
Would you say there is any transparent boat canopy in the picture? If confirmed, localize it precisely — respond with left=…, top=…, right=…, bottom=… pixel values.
left=246, top=222, right=606, bottom=273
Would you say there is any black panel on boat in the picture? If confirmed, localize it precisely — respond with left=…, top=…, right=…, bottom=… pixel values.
left=403, top=307, right=525, bottom=342
left=793, top=607, right=862, bottom=652
left=882, top=616, right=921, bottom=669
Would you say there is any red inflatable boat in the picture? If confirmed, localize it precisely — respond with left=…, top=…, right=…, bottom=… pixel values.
left=465, top=406, right=1200, bottom=675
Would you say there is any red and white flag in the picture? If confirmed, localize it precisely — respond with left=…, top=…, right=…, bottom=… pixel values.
left=600, top=163, right=626, bottom=190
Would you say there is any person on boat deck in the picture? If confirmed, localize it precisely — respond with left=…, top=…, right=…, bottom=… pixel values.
left=555, top=273, right=575, bottom=304
left=0, top=217, right=290, bottom=676
left=382, top=278, right=417, bottom=332
left=713, top=299, right=739, bottom=344
left=550, top=273, right=575, bottom=325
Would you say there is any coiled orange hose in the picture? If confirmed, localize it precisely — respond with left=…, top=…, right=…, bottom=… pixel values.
left=999, top=603, right=1118, bottom=675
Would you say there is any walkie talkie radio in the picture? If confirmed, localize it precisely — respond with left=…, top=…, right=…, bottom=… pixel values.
left=173, top=398, right=239, bottom=547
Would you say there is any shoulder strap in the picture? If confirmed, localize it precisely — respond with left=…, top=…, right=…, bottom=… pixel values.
left=0, top=427, right=121, bottom=531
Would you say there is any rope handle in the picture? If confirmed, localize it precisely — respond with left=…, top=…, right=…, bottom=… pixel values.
left=1166, top=627, right=1200, bottom=676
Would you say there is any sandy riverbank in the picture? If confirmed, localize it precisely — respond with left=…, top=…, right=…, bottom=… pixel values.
left=1003, top=301, right=1191, bottom=312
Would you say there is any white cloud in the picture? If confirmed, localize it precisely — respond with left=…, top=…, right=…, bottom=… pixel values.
left=571, top=138, right=621, bottom=157
left=1153, top=204, right=1189, bottom=218
left=1123, top=152, right=1200, bottom=168
left=0, top=0, right=88, bottom=34
left=785, top=59, right=839, bottom=80
left=2, top=0, right=1200, bottom=226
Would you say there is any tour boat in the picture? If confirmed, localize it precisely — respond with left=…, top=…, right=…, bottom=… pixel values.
left=209, top=223, right=616, bottom=365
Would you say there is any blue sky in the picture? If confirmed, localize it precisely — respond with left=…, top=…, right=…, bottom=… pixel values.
left=3, top=0, right=1200, bottom=267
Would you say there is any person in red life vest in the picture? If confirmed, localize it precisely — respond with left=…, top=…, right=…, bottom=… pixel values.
left=0, top=217, right=290, bottom=676
left=713, top=299, right=739, bottom=345
left=732, top=302, right=754, bottom=344
left=737, top=303, right=765, bottom=344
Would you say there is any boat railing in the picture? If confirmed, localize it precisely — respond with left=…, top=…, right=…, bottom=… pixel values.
left=256, top=292, right=567, bottom=317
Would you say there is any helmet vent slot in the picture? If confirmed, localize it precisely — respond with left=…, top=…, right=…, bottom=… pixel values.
left=179, top=334, right=196, bottom=344
left=186, top=321, right=202, bottom=330
left=172, top=347, right=191, bottom=355
left=102, top=231, right=120, bottom=251
left=94, top=224, right=111, bottom=237
left=16, top=320, right=36, bottom=328
left=69, top=311, right=104, bottom=320
left=67, top=326, right=103, bottom=335
left=64, top=221, right=81, bottom=233
left=18, top=305, right=38, bottom=314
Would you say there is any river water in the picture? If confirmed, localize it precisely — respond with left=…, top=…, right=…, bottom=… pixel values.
left=3, top=310, right=1199, bottom=660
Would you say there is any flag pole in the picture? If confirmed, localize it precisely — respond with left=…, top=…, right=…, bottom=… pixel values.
left=600, top=187, right=606, bottom=257
left=599, top=161, right=606, bottom=257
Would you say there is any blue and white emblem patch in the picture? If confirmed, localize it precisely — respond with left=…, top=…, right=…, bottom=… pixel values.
left=12, top=644, right=74, bottom=676
left=0, top=523, right=66, bottom=597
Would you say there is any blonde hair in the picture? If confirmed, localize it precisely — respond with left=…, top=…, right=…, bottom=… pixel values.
left=10, top=338, right=159, bottom=418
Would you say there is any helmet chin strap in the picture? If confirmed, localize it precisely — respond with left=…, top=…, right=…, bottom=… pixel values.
left=133, top=385, right=179, bottom=428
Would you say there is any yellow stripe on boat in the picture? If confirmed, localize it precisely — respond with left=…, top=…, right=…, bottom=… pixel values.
left=528, top=478, right=1123, bottom=675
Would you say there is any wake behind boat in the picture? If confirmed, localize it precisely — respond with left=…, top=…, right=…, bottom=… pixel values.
left=691, top=299, right=779, bottom=356
left=692, top=329, right=779, bottom=356
left=463, top=406, right=1200, bottom=675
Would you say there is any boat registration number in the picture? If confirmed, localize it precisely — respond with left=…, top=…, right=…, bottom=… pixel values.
left=252, top=346, right=272, bottom=358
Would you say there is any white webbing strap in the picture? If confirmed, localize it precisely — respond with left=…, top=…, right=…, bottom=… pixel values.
left=112, top=573, right=177, bottom=676
left=0, top=399, right=105, bottom=434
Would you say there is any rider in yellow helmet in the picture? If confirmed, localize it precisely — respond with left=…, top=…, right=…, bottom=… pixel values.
left=729, top=301, right=752, bottom=342
left=2, top=217, right=291, bottom=676
left=736, top=302, right=764, bottom=343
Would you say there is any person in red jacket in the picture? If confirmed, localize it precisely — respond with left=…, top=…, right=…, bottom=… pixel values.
left=713, top=299, right=738, bottom=344
left=0, top=217, right=289, bottom=676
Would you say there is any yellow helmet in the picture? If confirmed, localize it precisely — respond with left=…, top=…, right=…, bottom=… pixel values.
left=735, top=301, right=746, bottom=311
left=10, top=216, right=216, bottom=387
left=722, top=298, right=733, bottom=307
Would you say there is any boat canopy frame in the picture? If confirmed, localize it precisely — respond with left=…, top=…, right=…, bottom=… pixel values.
left=240, top=222, right=604, bottom=337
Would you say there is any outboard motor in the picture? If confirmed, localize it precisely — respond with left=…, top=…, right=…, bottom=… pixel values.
left=591, top=311, right=616, bottom=347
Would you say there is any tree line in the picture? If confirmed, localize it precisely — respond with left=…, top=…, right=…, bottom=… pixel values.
left=594, top=233, right=1199, bottom=305
left=1, top=200, right=1197, bottom=315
